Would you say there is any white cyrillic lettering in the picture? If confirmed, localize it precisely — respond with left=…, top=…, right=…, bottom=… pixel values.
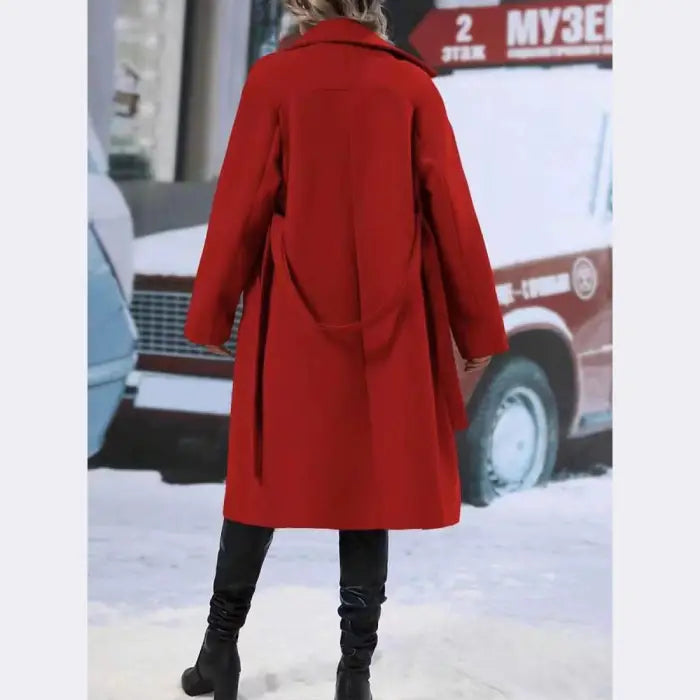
left=507, top=9, right=539, bottom=46
left=538, top=7, right=562, bottom=46
left=585, top=4, right=605, bottom=42
left=455, top=13, right=473, bottom=43
left=604, top=2, right=613, bottom=42
left=561, top=6, right=584, bottom=44
left=472, top=44, right=486, bottom=60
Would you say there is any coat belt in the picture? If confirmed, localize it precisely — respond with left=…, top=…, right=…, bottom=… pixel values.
left=250, top=213, right=467, bottom=481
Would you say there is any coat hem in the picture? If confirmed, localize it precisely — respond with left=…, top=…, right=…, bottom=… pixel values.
left=223, top=508, right=461, bottom=531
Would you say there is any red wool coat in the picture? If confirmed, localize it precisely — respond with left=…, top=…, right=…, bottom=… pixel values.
left=184, top=18, right=508, bottom=530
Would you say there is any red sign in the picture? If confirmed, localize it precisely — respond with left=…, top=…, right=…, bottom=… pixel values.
left=409, top=1, right=612, bottom=69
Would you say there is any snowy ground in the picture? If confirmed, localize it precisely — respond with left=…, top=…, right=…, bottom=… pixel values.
left=89, top=469, right=611, bottom=699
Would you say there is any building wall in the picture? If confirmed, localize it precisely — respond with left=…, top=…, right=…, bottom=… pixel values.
left=179, top=0, right=253, bottom=181
left=87, top=0, right=254, bottom=234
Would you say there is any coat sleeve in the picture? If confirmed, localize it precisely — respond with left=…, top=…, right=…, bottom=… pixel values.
left=184, top=63, right=281, bottom=346
left=414, top=80, right=508, bottom=361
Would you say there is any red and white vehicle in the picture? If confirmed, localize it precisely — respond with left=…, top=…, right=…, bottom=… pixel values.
left=120, top=64, right=611, bottom=505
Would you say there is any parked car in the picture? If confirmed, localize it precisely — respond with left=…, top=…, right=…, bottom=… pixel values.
left=88, top=119, right=138, bottom=457
left=120, top=64, right=611, bottom=504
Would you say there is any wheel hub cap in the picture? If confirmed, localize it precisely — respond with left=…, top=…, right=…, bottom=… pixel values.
left=487, top=386, right=548, bottom=492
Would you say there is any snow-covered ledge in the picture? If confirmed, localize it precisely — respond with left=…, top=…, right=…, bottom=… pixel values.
left=134, top=225, right=207, bottom=277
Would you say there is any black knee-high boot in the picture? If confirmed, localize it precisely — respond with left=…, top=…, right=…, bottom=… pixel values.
left=182, top=519, right=274, bottom=699
left=335, top=529, right=388, bottom=700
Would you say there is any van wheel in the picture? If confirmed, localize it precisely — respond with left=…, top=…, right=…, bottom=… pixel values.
left=457, top=356, right=559, bottom=507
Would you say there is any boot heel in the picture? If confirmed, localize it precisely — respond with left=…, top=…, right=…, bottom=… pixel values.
left=214, top=672, right=241, bottom=700
left=213, top=648, right=241, bottom=700
left=181, top=632, right=241, bottom=699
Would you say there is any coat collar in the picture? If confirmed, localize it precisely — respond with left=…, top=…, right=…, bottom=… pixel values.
left=283, top=18, right=437, bottom=77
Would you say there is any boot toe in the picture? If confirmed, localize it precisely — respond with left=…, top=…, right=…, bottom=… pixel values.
left=181, top=665, right=214, bottom=697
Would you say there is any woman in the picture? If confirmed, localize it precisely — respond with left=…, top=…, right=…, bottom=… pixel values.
left=181, top=2, right=508, bottom=699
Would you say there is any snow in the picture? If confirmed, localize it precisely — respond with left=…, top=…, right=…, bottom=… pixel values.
left=89, top=468, right=611, bottom=699
left=132, top=371, right=232, bottom=415
left=90, top=591, right=609, bottom=699
left=134, top=225, right=206, bottom=277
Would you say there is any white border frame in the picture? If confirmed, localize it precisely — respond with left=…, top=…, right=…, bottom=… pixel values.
left=614, top=0, right=700, bottom=697
left=3, top=1, right=700, bottom=697
left=1, top=1, right=87, bottom=697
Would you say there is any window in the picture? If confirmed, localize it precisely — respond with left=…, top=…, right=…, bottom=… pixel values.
left=248, top=0, right=285, bottom=68
left=109, top=0, right=186, bottom=181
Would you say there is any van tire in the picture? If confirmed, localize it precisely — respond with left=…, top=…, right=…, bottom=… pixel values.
left=457, top=355, right=559, bottom=507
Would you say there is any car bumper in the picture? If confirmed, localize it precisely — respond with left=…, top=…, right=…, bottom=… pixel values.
left=88, top=353, right=137, bottom=457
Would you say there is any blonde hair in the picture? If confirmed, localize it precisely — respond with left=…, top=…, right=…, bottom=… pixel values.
left=284, top=0, right=389, bottom=41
